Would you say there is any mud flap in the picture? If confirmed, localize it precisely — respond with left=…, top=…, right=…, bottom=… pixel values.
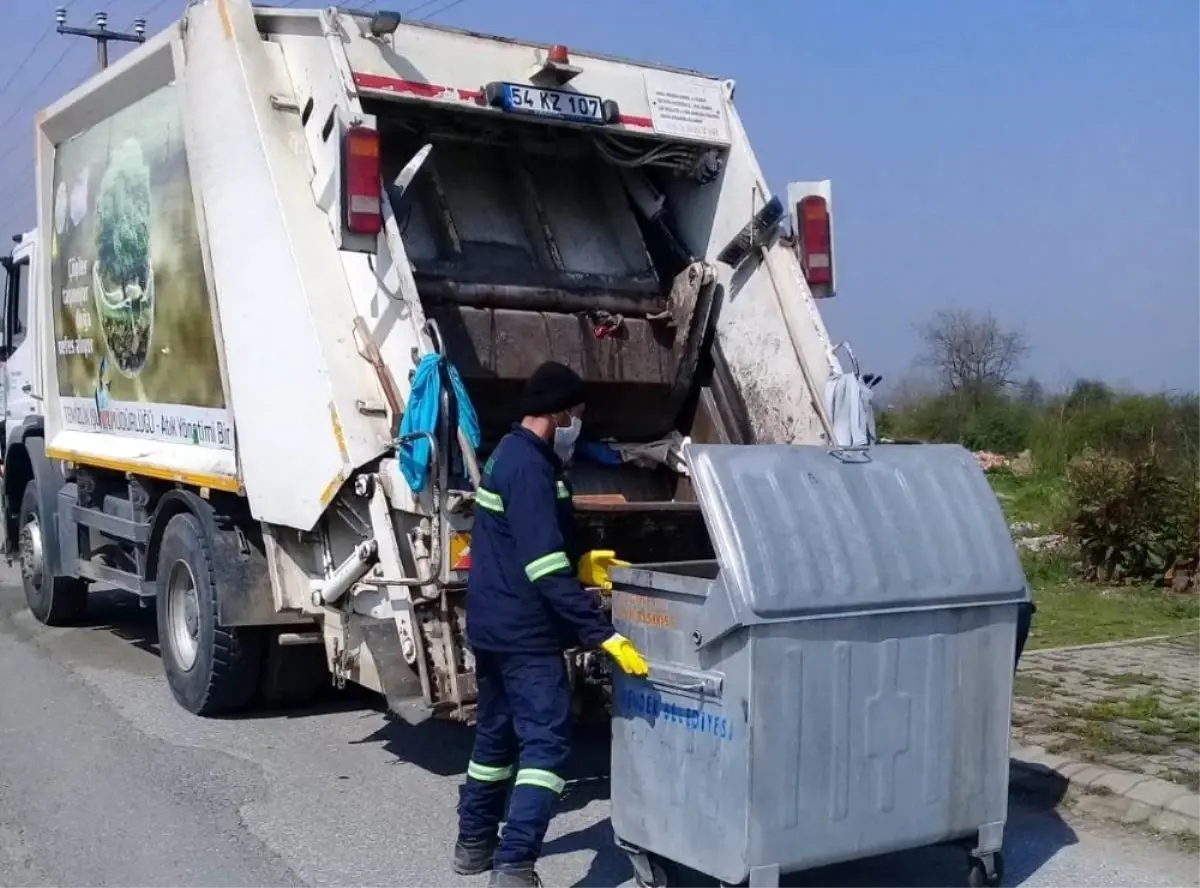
left=359, top=620, right=433, bottom=725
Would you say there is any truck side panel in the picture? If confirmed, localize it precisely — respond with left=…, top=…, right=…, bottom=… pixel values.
left=183, top=1, right=369, bottom=530
left=667, top=99, right=835, bottom=445
left=35, top=29, right=243, bottom=488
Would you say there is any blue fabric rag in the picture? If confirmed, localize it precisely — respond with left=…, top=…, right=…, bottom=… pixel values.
left=398, top=354, right=481, bottom=492
left=574, top=439, right=621, bottom=466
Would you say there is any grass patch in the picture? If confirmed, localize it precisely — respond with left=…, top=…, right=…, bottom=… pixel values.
left=1083, top=693, right=1162, bottom=722
left=988, top=470, right=1071, bottom=529
left=1165, top=770, right=1200, bottom=792
left=1040, top=693, right=1199, bottom=777
left=1022, top=549, right=1075, bottom=588
left=1075, top=721, right=1167, bottom=756
left=1027, top=583, right=1198, bottom=650
left=1065, top=715, right=1166, bottom=758
left=1013, top=674, right=1060, bottom=698
left=1169, top=830, right=1200, bottom=855
left=1022, top=547, right=1199, bottom=649
left=1169, top=714, right=1200, bottom=745
left=1100, top=672, right=1160, bottom=688
left=987, top=465, right=1200, bottom=650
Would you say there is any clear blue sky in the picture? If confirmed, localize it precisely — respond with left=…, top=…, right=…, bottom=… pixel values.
left=1, top=0, right=1195, bottom=392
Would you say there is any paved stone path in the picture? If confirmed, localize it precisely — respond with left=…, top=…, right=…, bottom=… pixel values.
left=1013, top=635, right=1200, bottom=791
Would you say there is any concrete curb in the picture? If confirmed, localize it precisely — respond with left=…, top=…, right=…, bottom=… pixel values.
left=1011, top=743, right=1199, bottom=837
left=1021, top=634, right=1185, bottom=656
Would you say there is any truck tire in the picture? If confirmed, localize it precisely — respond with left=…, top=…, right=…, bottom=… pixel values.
left=19, top=481, right=88, bottom=625
left=156, top=511, right=263, bottom=715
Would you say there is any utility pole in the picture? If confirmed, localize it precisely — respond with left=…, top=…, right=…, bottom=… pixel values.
left=55, top=8, right=147, bottom=71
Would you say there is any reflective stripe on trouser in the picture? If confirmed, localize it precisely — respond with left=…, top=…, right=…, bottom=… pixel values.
left=514, top=767, right=565, bottom=793
left=458, top=653, right=517, bottom=843
left=456, top=650, right=572, bottom=864
left=467, top=761, right=513, bottom=782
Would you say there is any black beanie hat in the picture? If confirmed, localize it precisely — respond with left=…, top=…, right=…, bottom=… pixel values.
left=517, top=361, right=586, bottom=417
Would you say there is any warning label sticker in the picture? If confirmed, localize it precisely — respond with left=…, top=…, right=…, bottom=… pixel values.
left=643, top=73, right=730, bottom=145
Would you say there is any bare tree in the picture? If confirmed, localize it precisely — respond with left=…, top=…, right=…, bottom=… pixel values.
left=917, top=309, right=1029, bottom=397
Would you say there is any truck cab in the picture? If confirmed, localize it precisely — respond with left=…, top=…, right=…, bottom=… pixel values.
left=1, top=231, right=45, bottom=552
left=1, top=232, right=41, bottom=442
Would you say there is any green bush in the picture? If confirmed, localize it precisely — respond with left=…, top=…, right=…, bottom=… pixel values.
left=883, top=384, right=1198, bottom=472
left=988, top=470, right=1072, bottom=530
left=1065, top=449, right=1199, bottom=584
left=879, top=390, right=1033, bottom=454
left=961, top=395, right=1033, bottom=453
left=1020, top=547, right=1075, bottom=588
left=1029, top=387, right=1198, bottom=475
left=880, top=369, right=1199, bottom=590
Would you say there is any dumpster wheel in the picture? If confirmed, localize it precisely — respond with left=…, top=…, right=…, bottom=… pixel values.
left=967, top=851, right=1003, bottom=887
left=623, top=849, right=672, bottom=888
left=633, top=858, right=669, bottom=888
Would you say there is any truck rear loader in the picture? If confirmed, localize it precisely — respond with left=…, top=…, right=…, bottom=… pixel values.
left=1, top=0, right=845, bottom=721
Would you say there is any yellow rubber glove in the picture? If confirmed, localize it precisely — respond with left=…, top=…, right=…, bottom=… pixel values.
left=577, top=550, right=630, bottom=591
left=601, top=633, right=649, bottom=676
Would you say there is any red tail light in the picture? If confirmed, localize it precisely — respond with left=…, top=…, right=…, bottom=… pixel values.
left=344, top=126, right=382, bottom=237
left=797, top=195, right=832, bottom=287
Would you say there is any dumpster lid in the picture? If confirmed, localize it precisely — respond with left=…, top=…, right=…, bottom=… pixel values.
left=684, top=443, right=1028, bottom=622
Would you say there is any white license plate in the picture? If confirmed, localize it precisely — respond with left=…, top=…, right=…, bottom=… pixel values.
left=500, top=83, right=606, bottom=124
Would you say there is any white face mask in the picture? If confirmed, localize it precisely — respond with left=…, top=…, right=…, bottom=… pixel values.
left=553, top=415, right=582, bottom=463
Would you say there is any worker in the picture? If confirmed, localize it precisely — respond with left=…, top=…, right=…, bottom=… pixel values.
left=452, top=360, right=649, bottom=888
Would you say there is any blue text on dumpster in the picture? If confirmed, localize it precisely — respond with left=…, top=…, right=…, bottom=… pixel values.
left=618, top=686, right=732, bottom=741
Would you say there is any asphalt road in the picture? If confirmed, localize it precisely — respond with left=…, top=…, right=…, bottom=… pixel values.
left=0, top=565, right=1195, bottom=888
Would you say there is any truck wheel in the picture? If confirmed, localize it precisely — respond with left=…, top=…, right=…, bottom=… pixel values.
left=156, top=512, right=262, bottom=715
left=19, top=481, right=87, bottom=625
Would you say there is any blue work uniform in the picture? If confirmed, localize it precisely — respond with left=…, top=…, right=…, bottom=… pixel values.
left=458, top=426, right=613, bottom=866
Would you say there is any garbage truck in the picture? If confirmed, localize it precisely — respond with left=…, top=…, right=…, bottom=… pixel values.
left=1, top=0, right=852, bottom=721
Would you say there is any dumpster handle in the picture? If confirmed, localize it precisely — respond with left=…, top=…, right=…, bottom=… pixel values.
left=646, top=666, right=723, bottom=697
left=828, top=446, right=872, bottom=464
left=659, top=680, right=704, bottom=693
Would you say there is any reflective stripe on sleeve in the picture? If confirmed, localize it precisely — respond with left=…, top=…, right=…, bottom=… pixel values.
left=524, top=551, right=571, bottom=582
left=514, top=767, right=565, bottom=794
left=475, top=488, right=504, bottom=512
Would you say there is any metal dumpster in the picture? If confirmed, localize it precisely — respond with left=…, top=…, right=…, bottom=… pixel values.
left=609, top=444, right=1026, bottom=888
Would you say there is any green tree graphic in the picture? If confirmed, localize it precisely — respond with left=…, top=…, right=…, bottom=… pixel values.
left=95, top=137, right=153, bottom=375
left=96, top=138, right=150, bottom=295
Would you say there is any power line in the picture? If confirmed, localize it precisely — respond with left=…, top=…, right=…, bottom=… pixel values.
left=134, top=0, right=178, bottom=25
left=417, top=0, right=466, bottom=20
left=0, top=29, right=53, bottom=97
left=0, top=0, right=83, bottom=97
left=0, top=0, right=472, bottom=226
left=402, top=0, right=444, bottom=17
left=0, top=41, right=78, bottom=140
left=0, top=2, right=153, bottom=234
left=0, top=41, right=90, bottom=215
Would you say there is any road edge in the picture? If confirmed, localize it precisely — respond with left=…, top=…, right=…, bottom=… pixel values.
left=1011, top=742, right=1199, bottom=838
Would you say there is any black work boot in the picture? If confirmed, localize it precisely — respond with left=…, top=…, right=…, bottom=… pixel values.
left=452, top=836, right=497, bottom=875
left=488, top=862, right=542, bottom=887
